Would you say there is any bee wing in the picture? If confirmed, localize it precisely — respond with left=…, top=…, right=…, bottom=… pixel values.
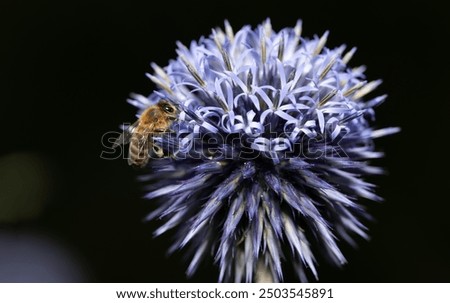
left=112, top=121, right=139, bottom=148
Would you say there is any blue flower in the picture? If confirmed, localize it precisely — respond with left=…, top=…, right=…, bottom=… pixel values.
left=127, top=19, right=399, bottom=282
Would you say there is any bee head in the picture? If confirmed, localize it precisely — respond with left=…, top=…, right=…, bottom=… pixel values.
left=159, top=100, right=178, bottom=119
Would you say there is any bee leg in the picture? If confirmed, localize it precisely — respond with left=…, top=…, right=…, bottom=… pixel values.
left=151, top=144, right=164, bottom=158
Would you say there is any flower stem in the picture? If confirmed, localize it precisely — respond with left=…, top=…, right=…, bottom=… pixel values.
left=255, top=259, right=274, bottom=283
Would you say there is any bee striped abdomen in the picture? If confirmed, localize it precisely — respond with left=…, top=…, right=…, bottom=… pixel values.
left=128, top=134, right=150, bottom=168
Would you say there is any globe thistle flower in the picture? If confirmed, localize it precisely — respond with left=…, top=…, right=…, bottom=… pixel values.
left=126, top=19, right=399, bottom=282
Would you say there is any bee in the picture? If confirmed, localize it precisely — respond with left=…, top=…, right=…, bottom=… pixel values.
left=113, top=99, right=178, bottom=168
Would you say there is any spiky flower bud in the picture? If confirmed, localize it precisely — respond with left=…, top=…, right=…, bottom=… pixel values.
left=126, top=19, right=399, bottom=282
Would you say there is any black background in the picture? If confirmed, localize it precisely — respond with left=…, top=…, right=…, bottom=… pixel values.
left=1, top=0, right=449, bottom=282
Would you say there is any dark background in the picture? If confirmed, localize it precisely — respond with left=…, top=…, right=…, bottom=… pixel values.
left=0, top=1, right=449, bottom=282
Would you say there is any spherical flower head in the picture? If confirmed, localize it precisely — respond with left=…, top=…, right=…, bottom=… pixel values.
left=128, top=19, right=399, bottom=282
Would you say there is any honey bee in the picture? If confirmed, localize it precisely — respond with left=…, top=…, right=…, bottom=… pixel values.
left=113, top=100, right=178, bottom=168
